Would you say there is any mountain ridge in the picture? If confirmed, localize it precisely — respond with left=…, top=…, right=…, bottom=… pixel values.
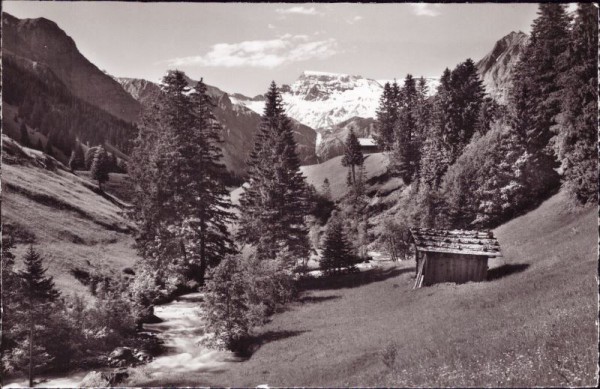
left=117, top=77, right=318, bottom=175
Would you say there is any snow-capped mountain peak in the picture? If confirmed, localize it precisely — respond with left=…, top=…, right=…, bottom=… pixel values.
left=231, top=71, right=439, bottom=130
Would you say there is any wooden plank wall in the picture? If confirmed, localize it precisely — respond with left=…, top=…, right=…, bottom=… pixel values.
left=423, top=253, right=488, bottom=285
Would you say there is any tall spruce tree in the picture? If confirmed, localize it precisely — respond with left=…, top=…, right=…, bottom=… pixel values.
left=17, top=246, right=60, bottom=387
left=446, top=59, right=485, bottom=162
left=90, top=145, right=110, bottom=190
left=341, top=129, right=364, bottom=185
left=238, top=81, right=309, bottom=261
left=129, top=71, right=235, bottom=285
left=320, top=212, right=356, bottom=274
left=553, top=3, right=598, bottom=204
left=374, top=81, right=399, bottom=150
left=510, top=3, right=568, bottom=201
left=392, top=74, right=420, bottom=182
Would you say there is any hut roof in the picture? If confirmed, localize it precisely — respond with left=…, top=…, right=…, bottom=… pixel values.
left=410, top=228, right=502, bottom=257
left=358, top=138, right=377, bottom=147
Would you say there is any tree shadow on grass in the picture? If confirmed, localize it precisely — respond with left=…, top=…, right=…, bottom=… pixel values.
left=486, top=263, right=530, bottom=281
left=299, top=266, right=412, bottom=291
left=238, top=330, right=309, bottom=359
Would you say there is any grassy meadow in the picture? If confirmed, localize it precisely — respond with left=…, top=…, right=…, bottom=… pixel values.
left=128, top=189, right=597, bottom=387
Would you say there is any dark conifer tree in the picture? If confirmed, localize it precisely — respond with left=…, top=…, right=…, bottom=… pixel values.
left=320, top=213, right=356, bottom=274
left=510, top=3, right=568, bottom=200
left=90, top=145, right=110, bottom=190
left=553, top=3, right=598, bottom=204
left=374, top=81, right=399, bottom=150
left=17, top=246, right=60, bottom=387
left=511, top=3, right=570, bottom=152
left=341, top=129, right=364, bottom=185
left=129, top=71, right=235, bottom=285
left=238, top=81, right=309, bottom=261
left=392, top=74, right=420, bottom=182
left=446, top=59, right=485, bottom=161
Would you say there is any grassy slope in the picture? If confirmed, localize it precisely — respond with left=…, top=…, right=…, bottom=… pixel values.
left=300, top=152, right=389, bottom=200
left=2, top=136, right=139, bottom=296
left=147, top=189, right=596, bottom=387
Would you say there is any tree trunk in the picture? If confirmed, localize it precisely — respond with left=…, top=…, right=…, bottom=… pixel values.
left=29, top=312, right=34, bottom=388
left=351, top=164, right=356, bottom=185
left=199, top=214, right=207, bottom=286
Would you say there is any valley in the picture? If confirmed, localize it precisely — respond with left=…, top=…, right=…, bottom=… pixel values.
left=1, top=3, right=597, bottom=388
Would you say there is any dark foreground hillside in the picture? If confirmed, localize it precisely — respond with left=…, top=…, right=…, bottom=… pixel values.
left=129, top=189, right=597, bottom=387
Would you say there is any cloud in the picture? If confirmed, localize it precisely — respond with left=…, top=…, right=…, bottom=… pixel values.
left=346, top=15, right=364, bottom=24
left=410, top=3, right=442, bottom=17
left=275, top=6, right=322, bottom=16
left=167, top=35, right=338, bottom=69
left=267, top=23, right=276, bottom=29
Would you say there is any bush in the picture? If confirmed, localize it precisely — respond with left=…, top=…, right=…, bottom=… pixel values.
left=203, top=255, right=251, bottom=352
left=203, top=251, right=297, bottom=353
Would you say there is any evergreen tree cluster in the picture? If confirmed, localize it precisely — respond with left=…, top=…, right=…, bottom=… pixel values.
left=374, top=3, right=596, bottom=233
left=3, top=55, right=136, bottom=162
left=375, top=75, right=434, bottom=183
left=129, top=70, right=236, bottom=289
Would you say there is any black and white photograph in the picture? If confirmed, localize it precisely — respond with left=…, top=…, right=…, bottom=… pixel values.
left=0, top=1, right=598, bottom=387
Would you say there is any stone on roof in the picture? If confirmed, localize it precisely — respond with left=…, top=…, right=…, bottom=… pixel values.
left=410, top=227, right=502, bottom=257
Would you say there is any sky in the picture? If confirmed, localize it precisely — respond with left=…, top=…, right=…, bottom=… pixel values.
left=4, top=2, right=553, bottom=96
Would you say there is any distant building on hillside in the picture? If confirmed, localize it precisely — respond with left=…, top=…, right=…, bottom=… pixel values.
left=409, top=228, right=502, bottom=288
left=358, top=137, right=379, bottom=154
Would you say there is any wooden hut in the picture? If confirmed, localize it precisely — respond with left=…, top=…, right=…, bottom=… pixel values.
left=410, top=228, right=502, bottom=288
left=358, top=138, right=379, bottom=154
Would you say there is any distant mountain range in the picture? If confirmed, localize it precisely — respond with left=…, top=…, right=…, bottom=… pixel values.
left=117, top=77, right=318, bottom=174
left=2, top=11, right=528, bottom=168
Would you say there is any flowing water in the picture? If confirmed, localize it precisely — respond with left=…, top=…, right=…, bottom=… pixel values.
left=3, top=292, right=240, bottom=388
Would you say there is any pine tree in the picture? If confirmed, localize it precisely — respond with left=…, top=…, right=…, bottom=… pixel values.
left=129, top=71, right=236, bottom=285
left=510, top=3, right=569, bottom=197
left=17, top=246, right=60, bottom=387
left=90, top=145, right=110, bottom=190
left=238, top=81, right=309, bottom=261
left=391, top=74, right=420, bottom=182
left=374, top=81, right=399, bottom=150
left=20, top=122, right=31, bottom=148
left=553, top=3, right=598, bottom=204
left=320, top=212, right=356, bottom=274
left=341, top=129, right=365, bottom=186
